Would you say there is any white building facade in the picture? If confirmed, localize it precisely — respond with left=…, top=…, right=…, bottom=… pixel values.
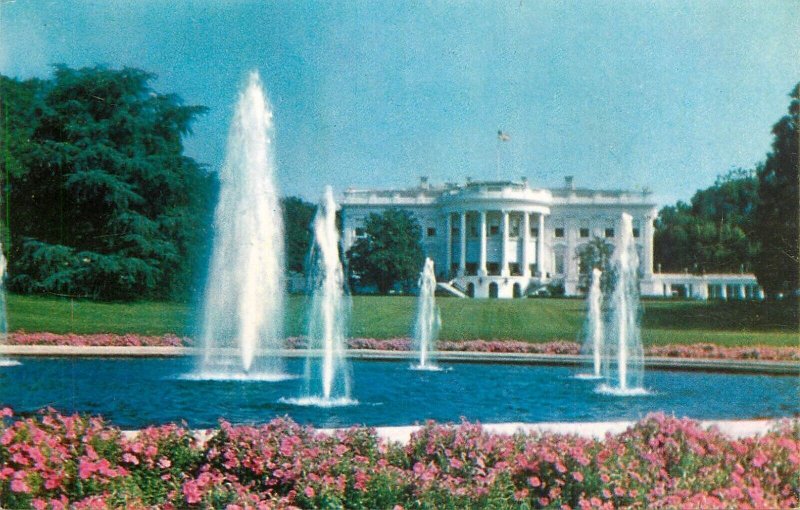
left=340, top=177, right=762, bottom=299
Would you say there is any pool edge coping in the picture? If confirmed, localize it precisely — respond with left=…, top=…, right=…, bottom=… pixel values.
left=2, top=345, right=797, bottom=374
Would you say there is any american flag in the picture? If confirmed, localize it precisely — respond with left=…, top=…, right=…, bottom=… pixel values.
left=497, top=130, right=510, bottom=141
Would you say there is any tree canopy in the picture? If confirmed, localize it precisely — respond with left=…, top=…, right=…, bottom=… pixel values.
left=752, top=83, right=799, bottom=298
left=1, top=65, right=215, bottom=300
left=346, top=209, right=424, bottom=294
left=282, top=196, right=315, bottom=274
left=575, top=237, right=615, bottom=295
left=654, top=168, right=759, bottom=274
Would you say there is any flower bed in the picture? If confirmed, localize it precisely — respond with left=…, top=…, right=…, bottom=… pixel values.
left=0, top=409, right=798, bottom=509
left=7, top=332, right=192, bottom=348
left=5, top=333, right=800, bottom=362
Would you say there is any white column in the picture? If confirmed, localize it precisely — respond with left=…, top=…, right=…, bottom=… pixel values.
left=737, top=285, right=745, bottom=300
left=566, top=218, right=576, bottom=279
left=537, top=213, right=545, bottom=277
left=478, top=211, right=487, bottom=276
left=501, top=210, right=510, bottom=276
left=522, top=212, right=531, bottom=277
left=445, top=213, right=452, bottom=278
left=458, top=211, right=466, bottom=277
left=720, top=284, right=727, bottom=300
left=643, top=215, right=655, bottom=276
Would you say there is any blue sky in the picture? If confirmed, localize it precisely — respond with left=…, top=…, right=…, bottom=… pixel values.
left=1, top=1, right=798, bottom=206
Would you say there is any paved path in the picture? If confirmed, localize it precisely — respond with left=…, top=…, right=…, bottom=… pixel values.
left=342, top=418, right=783, bottom=444
left=2, top=345, right=797, bottom=374
left=121, top=418, right=782, bottom=444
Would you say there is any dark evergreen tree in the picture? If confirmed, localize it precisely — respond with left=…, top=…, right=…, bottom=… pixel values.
left=346, top=209, right=424, bottom=294
left=4, top=65, right=213, bottom=300
left=752, top=83, right=799, bottom=298
left=281, top=196, right=315, bottom=274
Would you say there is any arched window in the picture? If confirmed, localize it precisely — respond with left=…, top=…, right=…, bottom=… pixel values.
left=489, top=282, right=499, bottom=298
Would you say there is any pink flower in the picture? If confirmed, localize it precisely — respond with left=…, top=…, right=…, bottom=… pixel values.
left=183, top=480, right=202, bottom=504
left=572, top=471, right=584, bottom=482
left=752, top=451, right=768, bottom=468
left=158, top=457, right=172, bottom=469
left=79, top=459, right=95, bottom=479
left=122, top=453, right=139, bottom=465
left=10, top=477, right=30, bottom=493
left=304, top=486, right=315, bottom=498
left=528, top=476, right=541, bottom=487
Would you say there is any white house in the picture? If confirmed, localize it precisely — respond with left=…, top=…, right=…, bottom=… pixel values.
left=340, top=177, right=762, bottom=299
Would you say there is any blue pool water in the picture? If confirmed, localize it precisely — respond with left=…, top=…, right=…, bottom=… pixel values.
left=0, top=357, right=797, bottom=429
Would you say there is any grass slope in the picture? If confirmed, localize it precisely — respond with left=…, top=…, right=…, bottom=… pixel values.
left=6, top=294, right=799, bottom=347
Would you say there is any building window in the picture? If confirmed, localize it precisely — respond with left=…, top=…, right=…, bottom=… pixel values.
left=466, top=263, right=478, bottom=276
left=487, top=262, right=500, bottom=275
left=555, top=253, right=565, bottom=274
left=509, top=263, right=521, bottom=276
left=427, top=227, right=436, bottom=237
left=531, top=227, right=539, bottom=237
left=510, top=217, right=520, bottom=237
left=554, top=228, right=565, bottom=238
left=489, top=225, right=499, bottom=236
left=605, top=228, right=615, bottom=238
left=355, top=228, right=365, bottom=237
left=580, top=228, right=590, bottom=238
left=451, top=227, right=460, bottom=237
left=632, top=228, right=640, bottom=238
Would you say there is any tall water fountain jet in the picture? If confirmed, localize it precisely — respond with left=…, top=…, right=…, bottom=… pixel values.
left=599, top=213, right=646, bottom=395
left=197, top=71, right=287, bottom=378
left=0, top=244, right=19, bottom=367
left=576, top=268, right=603, bottom=379
left=285, top=186, right=354, bottom=406
left=411, top=258, right=441, bottom=370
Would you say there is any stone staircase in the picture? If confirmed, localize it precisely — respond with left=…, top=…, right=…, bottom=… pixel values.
left=436, top=280, right=467, bottom=298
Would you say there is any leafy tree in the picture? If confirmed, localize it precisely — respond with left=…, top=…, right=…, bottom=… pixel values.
left=752, top=83, right=799, bottom=298
left=346, top=209, right=424, bottom=294
left=0, top=76, right=44, bottom=248
left=575, top=237, right=615, bottom=294
left=5, top=65, right=213, bottom=300
left=654, top=169, right=759, bottom=274
left=282, top=196, right=315, bottom=273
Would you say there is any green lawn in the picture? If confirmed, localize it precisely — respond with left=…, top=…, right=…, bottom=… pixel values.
left=5, top=294, right=799, bottom=347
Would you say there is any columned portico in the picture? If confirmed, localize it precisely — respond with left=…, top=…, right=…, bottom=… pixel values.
left=458, top=212, right=466, bottom=277
left=445, top=213, right=452, bottom=275
left=521, top=212, right=531, bottom=277
left=537, top=213, right=545, bottom=277
left=500, top=210, right=510, bottom=277
left=478, top=211, right=487, bottom=276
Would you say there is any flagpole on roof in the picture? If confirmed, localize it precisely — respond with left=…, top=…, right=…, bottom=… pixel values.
left=496, top=129, right=510, bottom=179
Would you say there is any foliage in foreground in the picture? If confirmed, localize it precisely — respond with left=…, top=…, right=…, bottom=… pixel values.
left=7, top=332, right=800, bottom=361
left=0, top=409, right=798, bottom=509
left=1, top=66, right=215, bottom=301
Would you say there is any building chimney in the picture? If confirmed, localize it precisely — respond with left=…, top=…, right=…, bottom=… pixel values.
left=521, top=176, right=528, bottom=187
left=419, top=176, right=429, bottom=189
left=564, top=176, right=575, bottom=190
